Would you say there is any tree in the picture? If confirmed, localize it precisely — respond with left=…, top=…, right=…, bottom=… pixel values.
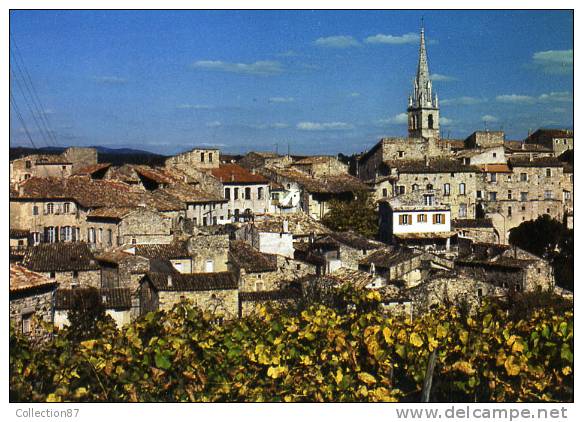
left=508, top=215, right=573, bottom=290
left=321, top=191, right=378, bottom=238
left=65, top=288, right=110, bottom=342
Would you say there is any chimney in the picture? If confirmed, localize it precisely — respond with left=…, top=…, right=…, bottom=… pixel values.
left=529, top=153, right=533, bottom=162
left=231, top=173, right=235, bottom=182
left=251, top=168, right=256, bottom=175
left=167, top=274, right=173, bottom=287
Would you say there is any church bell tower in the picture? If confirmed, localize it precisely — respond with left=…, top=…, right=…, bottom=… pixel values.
left=407, top=25, right=440, bottom=140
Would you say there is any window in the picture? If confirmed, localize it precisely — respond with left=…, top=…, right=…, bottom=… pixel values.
left=433, top=214, right=445, bottom=224
left=397, top=186, right=405, bottom=195
left=412, top=184, right=419, bottom=191
left=245, top=187, right=251, bottom=200
left=98, top=228, right=103, bottom=243
left=257, top=187, right=264, bottom=200
left=382, top=188, right=388, bottom=197
left=203, top=217, right=208, bottom=226
left=423, top=194, right=434, bottom=206
left=476, top=190, right=482, bottom=199
left=544, top=190, right=553, bottom=200
left=49, top=272, right=55, bottom=279
left=255, top=281, right=264, bottom=291
left=428, top=114, right=434, bottom=129
left=564, top=191, right=571, bottom=200
left=213, top=217, right=217, bottom=225
left=25, top=160, right=32, bottom=169
left=492, top=152, right=497, bottom=158
left=489, top=173, right=497, bottom=182
left=426, top=184, right=433, bottom=190
left=107, top=229, right=113, bottom=246
left=520, top=173, right=528, bottom=182
left=398, top=214, right=412, bottom=225
left=507, top=174, right=512, bottom=181
left=63, top=202, right=71, bottom=213
left=515, top=283, right=522, bottom=293
left=32, top=232, right=40, bottom=245
left=546, top=168, right=552, bottom=177
left=131, top=238, right=137, bottom=245
left=200, top=152, right=205, bottom=163
left=459, top=204, right=467, bottom=218
left=507, top=206, right=512, bottom=217
left=521, top=205, right=526, bottom=211
left=477, top=288, right=483, bottom=297
left=60, top=226, right=72, bottom=242
left=417, top=214, right=427, bottom=223
left=507, top=190, right=512, bottom=200
left=73, top=271, right=79, bottom=283
left=398, top=151, right=405, bottom=158
left=443, top=183, right=450, bottom=196
left=234, top=188, right=239, bottom=200
left=46, top=203, right=54, bottom=214
left=521, top=192, right=528, bottom=202
left=32, top=205, right=39, bottom=216
left=44, top=226, right=56, bottom=243
left=88, top=228, right=96, bottom=243
left=459, top=183, right=466, bottom=195
left=225, top=188, right=231, bottom=200
left=22, top=312, right=33, bottom=334
left=209, top=153, right=213, bottom=162
left=489, top=192, right=497, bottom=201
left=296, top=264, right=301, bottom=270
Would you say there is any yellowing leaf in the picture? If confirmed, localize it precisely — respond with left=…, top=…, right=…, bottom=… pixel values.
left=452, top=361, right=475, bottom=375
left=436, top=324, right=448, bottom=339
left=335, top=368, right=343, bottom=384
left=358, top=372, right=377, bottom=386
left=459, top=330, right=469, bottom=345
left=382, top=327, right=392, bottom=344
left=409, top=332, right=423, bottom=348
left=267, top=366, right=287, bottom=379
left=504, top=356, right=521, bottom=376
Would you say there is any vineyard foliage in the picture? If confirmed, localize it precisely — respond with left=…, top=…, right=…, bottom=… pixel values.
left=10, top=290, right=573, bottom=402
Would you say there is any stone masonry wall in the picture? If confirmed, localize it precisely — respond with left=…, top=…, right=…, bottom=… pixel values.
left=10, top=288, right=55, bottom=341
left=158, top=289, right=238, bottom=319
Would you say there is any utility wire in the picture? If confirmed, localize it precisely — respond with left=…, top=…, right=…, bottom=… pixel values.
left=10, top=91, right=38, bottom=150
left=10, top=34, right=59, bottom=147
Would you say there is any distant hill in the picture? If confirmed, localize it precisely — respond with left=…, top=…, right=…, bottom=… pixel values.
left=9, top=145, right=167, bottom=166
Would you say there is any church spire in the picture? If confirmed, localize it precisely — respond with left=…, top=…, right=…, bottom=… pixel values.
left=407, top=22, right=440, bottom=140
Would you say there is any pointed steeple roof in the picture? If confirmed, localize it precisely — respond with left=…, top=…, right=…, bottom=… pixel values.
left=416, top=25, right=430, bottom=87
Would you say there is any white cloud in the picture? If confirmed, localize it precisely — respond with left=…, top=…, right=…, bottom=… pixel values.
left=364, top=32, right=419, bottom=45
left=296, top=121, right=354, bottom=131
left=206, top=121, right=222, bottom=128
left=532, top=49, right=573, bottom=74
left=191, top=60, right=283, bottom=76
left=249, top=122, right=290, bottom=129
left=377, top=113, right=409, bottom=125
left=538, top=91, right=572, bottom=103
left=496, top=94, right=537, bottom=104
left=440, top=117, right=454, bottom=126
left=441, top=96, right=486, bottom=106
left=431, top=73, right=456, bottom=82
left=93, top=76, right=128, bottom=84
left=481, top=115, right=499, bottom=123
left=314, top=35, right=360, bottom=48
left=277, top=50, right=299, bottom=57
left=496, top=92, right=572, bottom=105
left=348, top=92, right=361, bottom=98
left=268, top=96, right=295, bottom=103
left=177, top=104, right=213, bottom=110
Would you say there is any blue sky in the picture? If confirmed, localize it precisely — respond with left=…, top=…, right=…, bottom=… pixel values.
left=9, top=10, right=573, bottom=155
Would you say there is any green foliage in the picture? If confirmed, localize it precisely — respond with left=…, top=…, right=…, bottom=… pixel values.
left=10, top=290, right=573, bottom=403
left=321, top=191, right=378, bottom=239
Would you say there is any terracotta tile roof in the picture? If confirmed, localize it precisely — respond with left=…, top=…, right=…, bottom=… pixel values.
left=133, top=241, right=190, bottom=259
left=385, top=159, right=479, bottom=174
left=328, top=267, right=376, bottom=289
left=73, top=163, right=112, bottom=176
left=94, top=250, right=135, bottom=265
left=477, top=164, right=512, bottom=173
left=55, top=288, right=131, bottom=309
left=443, top=140, right=466, bottom=150
left=359, top=247, right=420, bottom=269
left=239, top=287, right=301, bottom=302
left=252, top=212, right=330, bottom=236
left=145, top=190, right=186, bottom=212
left=87, top=206, right=137, bottom=219
left=504, top=142, right=553, bottom=153
left=10, top=229, right=30, bottom=238
left=451, top=218, right=493, bottom=229
left=211, top=164, right=269, bottom=184
left=317, top=231, right=382, bottom=251
left=157, top=183, right=225, bottom=203
left=229, top=240, right=278, bottom=273
left=526, top=129, right=573, bottom=141
left=267, top=167, right=368, bottom=193
left=13, top=176, right=138, bottom=208
left=145, top=271, right=238, bottom=291
left=294, top=155, right=337, bottom=165
left=10, top=264, right=56, bottom=293
left=508, top=156, right=565, bottom=168
left=22, top=243, right=100, bottom=272
left=106, top=165, right=142, bottom=184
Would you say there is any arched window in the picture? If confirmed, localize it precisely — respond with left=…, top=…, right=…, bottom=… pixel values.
left=428, top=114, right=434, bottom=129
left=412, top=184, right=419, bottom=191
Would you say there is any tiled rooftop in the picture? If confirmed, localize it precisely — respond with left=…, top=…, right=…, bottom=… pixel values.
left=10, top=264, right=56, bottom=293
left=22, top=243, right=100, bottom=272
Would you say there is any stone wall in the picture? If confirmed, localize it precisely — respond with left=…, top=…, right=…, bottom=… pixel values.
left=165, top=148, right=220, bottom=169
left=10, top=288, right=55, bottom=341
left=187, top=233, right=230, bottom=272
left=158, top=289, right=238, bottom=319
left=464, top=131, right=505, bottom=149
left=62, top=147, right=98, bottom=172
left=42, top=269, right=101, bottom=289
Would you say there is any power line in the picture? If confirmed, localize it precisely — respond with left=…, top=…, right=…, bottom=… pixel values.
left=10, top=91, right=38, bottom=149
left=10, top=34, right=59, bottom=147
